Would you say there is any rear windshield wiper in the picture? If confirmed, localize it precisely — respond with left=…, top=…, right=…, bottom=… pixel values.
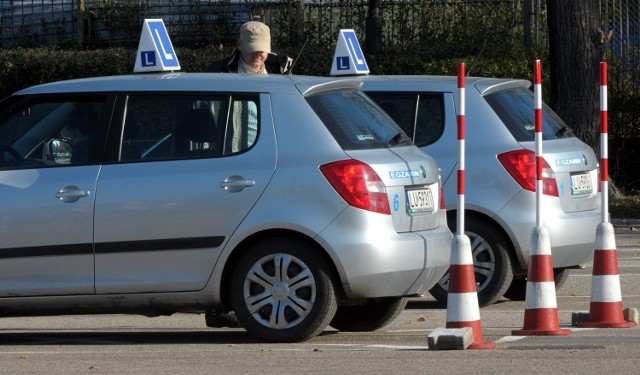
left=387, top=132, right=412, bottom=146
left=555, top=126, right=573, bottom=138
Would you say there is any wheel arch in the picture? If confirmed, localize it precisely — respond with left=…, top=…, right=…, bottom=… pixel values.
left=218, top=229, right=344, bottom=311
left=446, top=209, right=526, bottom=275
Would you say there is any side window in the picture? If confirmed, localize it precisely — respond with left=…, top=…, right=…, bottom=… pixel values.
left=366, top=92, right=445, bottom=148
left=366, top=93, right=418, bottom=141
left=0, top=97, right=106, bottom=169
left=121, top=94, right=258, bottom=162
left=415, top=94, right=445, bottom=147
left=225, top=95, right=259, bottom=154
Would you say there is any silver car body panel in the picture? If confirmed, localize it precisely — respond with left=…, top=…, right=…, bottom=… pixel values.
left=0, top=166, right=98, bottom=297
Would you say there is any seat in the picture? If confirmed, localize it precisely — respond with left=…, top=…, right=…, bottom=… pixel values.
left=175, top=107, right=218, bottom=157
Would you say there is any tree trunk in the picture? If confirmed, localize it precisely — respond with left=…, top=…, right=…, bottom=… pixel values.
left=546, top=0, right=602, bottom=151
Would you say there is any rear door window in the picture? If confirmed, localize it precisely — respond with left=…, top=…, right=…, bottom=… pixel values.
left=120, top=94, right=258, bottom=162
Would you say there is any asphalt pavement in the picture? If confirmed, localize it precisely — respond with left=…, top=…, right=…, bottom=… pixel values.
left=0, top=221, right=638, bottom=374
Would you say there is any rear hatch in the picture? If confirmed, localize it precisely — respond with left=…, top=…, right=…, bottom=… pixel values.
left=483, top=84, right=599, bottom=213
left=347, top=147, right=443, bottom=232
left=304, top=83, right=444, bottom=233
left=521, top=139, right=599, bottom=212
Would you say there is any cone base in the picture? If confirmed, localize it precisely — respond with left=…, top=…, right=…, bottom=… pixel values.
left=512, top=328, right=571, bottom=336
left=446, top=320, right=495, bottom=350
left=468, top=341, right=497, bottom=350
left=578, top=320, right=636, bottom=328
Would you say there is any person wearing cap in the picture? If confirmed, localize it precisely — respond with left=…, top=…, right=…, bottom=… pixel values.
left=206, top=21, right=292, bottom=74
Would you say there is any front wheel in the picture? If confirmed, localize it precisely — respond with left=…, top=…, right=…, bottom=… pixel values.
left=429, top=217, right=514, bottom=307
left=330, top=297, right=408, bottom=332
left=229, top=237, right=337, bottom=343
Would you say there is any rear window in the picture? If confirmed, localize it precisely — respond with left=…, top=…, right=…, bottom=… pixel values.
left=484, top=88, right=574, bottom=142
left=306, top=90, right=412, bottom=150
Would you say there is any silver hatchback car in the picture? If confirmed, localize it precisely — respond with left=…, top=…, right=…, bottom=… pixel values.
left=0, top=73, right=451, bottom=342
left=359, top=75, right=600, bottom=306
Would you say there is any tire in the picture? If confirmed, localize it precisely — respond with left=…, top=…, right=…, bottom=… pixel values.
left=229, top=237, right=337, bottom=343
left=330, top=297, right=408, bottom=332
left=503, top=268, right=570, bottom=301
left=429, top=217, right=514, bottom=307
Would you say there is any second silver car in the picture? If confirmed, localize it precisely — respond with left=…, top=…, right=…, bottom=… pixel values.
left=360, top=75, right=600, bottom=306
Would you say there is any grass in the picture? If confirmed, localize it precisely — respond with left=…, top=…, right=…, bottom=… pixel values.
left=610, top=193, right=640, bottom=219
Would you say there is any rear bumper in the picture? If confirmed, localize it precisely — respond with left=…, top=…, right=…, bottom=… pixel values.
left=496, top=190, right=600, bottom=271
left=317, top=208, right=452, bottom=299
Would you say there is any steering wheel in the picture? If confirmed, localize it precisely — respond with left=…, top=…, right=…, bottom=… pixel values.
left=0, top=144, right=25, bottom=167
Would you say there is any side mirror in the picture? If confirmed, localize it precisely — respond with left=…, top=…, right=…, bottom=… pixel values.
left=44, top=138, right=73, bottom=164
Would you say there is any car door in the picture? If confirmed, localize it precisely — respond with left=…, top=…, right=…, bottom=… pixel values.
left=0, top=96, right=111, bottom=296
left=93, top=93, right=277, bottom=294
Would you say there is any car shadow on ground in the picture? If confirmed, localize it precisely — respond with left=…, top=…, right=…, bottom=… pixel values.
left=405, top=299, right=445, bottom=310
left=0, top=330, right=269, bottom=345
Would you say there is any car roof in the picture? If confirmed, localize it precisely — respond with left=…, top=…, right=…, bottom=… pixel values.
left=355, top=75, right=531, bottom=95
left=14, top=73, right=363, bottom=97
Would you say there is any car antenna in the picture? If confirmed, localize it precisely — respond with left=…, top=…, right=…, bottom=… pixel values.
left=466, top=40, right=487, bottom=77
left=288, top=37, right=309, bottom=75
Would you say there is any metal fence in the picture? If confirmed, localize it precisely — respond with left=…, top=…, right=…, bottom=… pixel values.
left=1, top=0, right=638, bottom=88
left=601, top=0, right=640, bottom=93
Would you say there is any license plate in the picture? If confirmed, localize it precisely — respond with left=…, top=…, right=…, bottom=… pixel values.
left=406, top=188, right=435, bottom=213
left=570, top=173, right=593, bottom=195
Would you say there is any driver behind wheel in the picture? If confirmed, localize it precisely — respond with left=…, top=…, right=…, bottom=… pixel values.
left=60, top=107, right=97, bottom=164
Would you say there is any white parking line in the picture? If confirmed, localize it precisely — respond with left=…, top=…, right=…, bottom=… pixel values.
left=368, top=344, right=430, bottom=350
left=494, top=336, right=527, bottom=344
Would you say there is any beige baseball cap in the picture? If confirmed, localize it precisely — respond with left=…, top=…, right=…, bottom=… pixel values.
left=240, top=21, right=271, bottom=53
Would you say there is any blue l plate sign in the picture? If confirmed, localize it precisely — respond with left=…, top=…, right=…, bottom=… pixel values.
left=330, top=29, right=369, bottom=76
left=134, top=19, right=181, bottom=73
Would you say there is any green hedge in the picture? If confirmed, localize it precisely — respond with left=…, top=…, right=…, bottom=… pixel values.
left=0, top=46, right=225, bottom=97
left=0, top=45, right=541, bottom=98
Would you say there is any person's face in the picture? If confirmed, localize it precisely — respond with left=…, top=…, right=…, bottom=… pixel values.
left=238, top=40, right=269, bottom=71
left=62, top=121, right=90, bottom=144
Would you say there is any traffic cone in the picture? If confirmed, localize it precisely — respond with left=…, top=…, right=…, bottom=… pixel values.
left=446, top=234, right=496, bottom=349
left=578, top=222, right=636, bottom=328
left=512, top=226, right=572, bottom=336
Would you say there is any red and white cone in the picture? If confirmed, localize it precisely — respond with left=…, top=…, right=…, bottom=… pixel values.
left=579, top=222, right=636, bottom=328
left=512, top=226, right=572, bottom=336
left=446, top=234, right=496, bottom=349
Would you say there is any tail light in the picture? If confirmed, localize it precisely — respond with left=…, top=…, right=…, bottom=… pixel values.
left=497, top=149, right=559, bottom=197
left=440, top=185, right=446, bottom=209
left=320, top=160, right=391, bottom=215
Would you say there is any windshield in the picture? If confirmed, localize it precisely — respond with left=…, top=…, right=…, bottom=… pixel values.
left=484, top=88, right=574, bottom=142
left=306, top=90, right=412, bottom=150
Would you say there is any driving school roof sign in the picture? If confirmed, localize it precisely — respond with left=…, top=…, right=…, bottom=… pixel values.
left=330, top=29, right=369, bottom=76
left=134, top=19, right=181, bottom=73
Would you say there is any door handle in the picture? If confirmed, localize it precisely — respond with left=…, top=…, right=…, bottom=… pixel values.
left=56, top=186, right=91, bottom=203
left=220, top=176, right=255, bottom=192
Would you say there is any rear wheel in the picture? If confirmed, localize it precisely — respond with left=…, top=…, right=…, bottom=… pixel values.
left=330, top=297, right=408, bottom=332
left=229, top=237, right=337, bottom=343
left=503, top=268, right=570, bottom=301
left=429, top=217, right=514, bottom=307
